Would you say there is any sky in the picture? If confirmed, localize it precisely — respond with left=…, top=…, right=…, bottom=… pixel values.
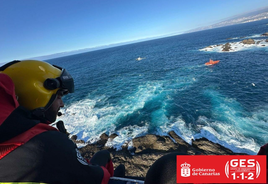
left=1, top=0, right=268, bottom=63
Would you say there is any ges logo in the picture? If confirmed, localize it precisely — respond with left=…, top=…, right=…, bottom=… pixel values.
left=225, top=159, right=261, bottom=180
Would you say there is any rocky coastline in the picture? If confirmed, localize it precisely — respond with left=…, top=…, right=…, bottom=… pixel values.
left=72, top=131, right=248, bottom=177
left=201, top=32, right=268, bottom=52
left=70, top=33, right=268, bottom=178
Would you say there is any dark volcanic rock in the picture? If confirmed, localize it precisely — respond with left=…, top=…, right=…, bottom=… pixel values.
left=168, top=131, right=189, bottom=146
left=222, top=42, right=231, bottom=51
left=168, top=131, right=190, bottom=153
left=111, top=151, right=165, bottom=177
left=266, top=39, right=268, bottom=42
left=97, top=133, right=109, bottom=146
left=80, top=143, right=112, bottom=158
left=241, top=39, right=255, bottom=44
left=132, top=134, right=179, bottom=154
left=77, top=131, right=248, bottom=177
left=71, top=135, right=77, bottom=141
left=71, top=135, right=85, bottom=144
left=109, top=133, right=118, bottom=140
left=192, top=137, right=239, bottom=155
left=261, top=32, right=268, bottom=36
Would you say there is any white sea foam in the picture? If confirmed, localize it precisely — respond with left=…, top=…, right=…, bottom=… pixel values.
left=105, top=124, right=149, bottom=151
left=200, top=38, right=268, bottom=52
left=57, top=76, right=199, bottom=149
left=155, top=113, right=260, bottom=155
left=166, top=116, right=195, bottom=144
left=194, top=90, right=268, bottom=154
left=226, top=34, right=265, bottom=40
left=193, top=126, right=257, bottom=155
left=59, top=81, right=168, bottom=143
left=248, top=34, right=265, bottom=38
left=57, top=79, right=268, bottom=155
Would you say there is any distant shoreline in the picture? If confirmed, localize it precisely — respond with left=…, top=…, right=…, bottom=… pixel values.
left=4, top=15, right=267, bottom=63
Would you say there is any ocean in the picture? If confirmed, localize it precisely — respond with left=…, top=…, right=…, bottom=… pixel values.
left=47, top=19, right=268, bottom=155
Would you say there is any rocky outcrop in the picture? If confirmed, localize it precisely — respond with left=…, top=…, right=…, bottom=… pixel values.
left=132, top=134, right=178, bottom=154
left=241, top=39, right=255, bottom=44
left=222, top=42, right=231, bottom=51
left=192, top=137, right=236, bottom=155
left=71, top=134, right=85, bottom=144
left=76, top=131, right=247, bottom=177
left=96, top=133, right=109, bottom=146
left=201, top=33, right=268, bottom=52
left=226, top=36, right=245, bottom=40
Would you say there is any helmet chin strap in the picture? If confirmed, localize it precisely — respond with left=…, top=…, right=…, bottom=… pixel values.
left=32, top=91, right=60, bottom=123
left=31, top=93, right=57, bottom=123
left=31, top=91, right=68, bottom=134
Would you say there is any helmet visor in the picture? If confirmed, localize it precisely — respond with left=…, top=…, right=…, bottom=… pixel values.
left=57, top=68, right=74, bottom=93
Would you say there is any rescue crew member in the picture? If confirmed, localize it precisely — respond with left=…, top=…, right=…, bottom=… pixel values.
left=0, top=60, right=113, bottom=184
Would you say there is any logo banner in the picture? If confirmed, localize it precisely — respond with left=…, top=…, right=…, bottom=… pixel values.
left=177, top=156, right=266, bottom=183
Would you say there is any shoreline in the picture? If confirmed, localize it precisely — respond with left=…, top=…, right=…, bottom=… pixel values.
left=73, top=131, right=249, bottom=177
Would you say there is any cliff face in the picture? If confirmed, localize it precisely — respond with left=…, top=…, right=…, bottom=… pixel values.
left=76, top=131, right=247, bottom=177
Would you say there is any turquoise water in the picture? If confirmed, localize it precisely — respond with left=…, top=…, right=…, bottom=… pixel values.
left=47, top=19, right=268, bottom=154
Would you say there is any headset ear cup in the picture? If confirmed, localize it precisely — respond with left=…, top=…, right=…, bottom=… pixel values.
left=44, top=78, right=60, bottom=90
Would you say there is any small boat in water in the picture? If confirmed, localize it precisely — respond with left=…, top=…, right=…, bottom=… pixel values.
left=205, top=59, right=220, bottom=66
left=136, top=57, right=145, bottom=61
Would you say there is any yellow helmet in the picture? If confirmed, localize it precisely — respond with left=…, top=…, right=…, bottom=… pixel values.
left=0, top=60, right=74, bottom=111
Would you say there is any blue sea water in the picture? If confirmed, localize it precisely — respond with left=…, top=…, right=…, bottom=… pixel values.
left=47, top=19, right=268, bottom=155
